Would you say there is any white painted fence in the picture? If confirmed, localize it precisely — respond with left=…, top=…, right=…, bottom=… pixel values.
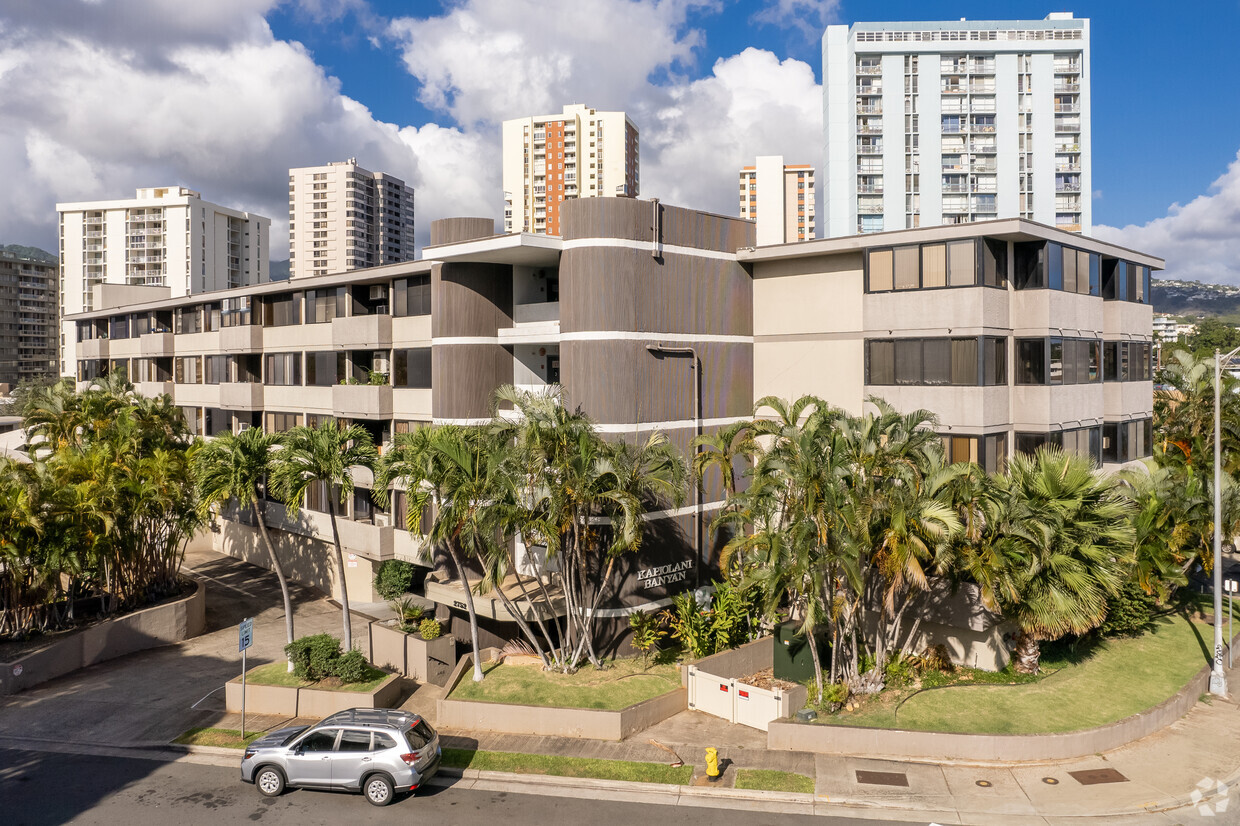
left=686, top=664, right=802, bottom=732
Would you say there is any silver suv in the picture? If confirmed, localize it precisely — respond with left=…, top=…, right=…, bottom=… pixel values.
left=240, top=708, right=441, bottom=806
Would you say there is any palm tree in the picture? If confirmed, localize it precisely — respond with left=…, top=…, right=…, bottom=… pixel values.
left=999, top=447, right=1135, bottom=673
left=375, top=425, right=492, bottom=682
left=270, top=419, right=377, bottom=651
left=1157, top=348, right=1240, bottom=474
left=194, top=428, right=296, bottom=669
left=692, top=421, right=757, bottom=569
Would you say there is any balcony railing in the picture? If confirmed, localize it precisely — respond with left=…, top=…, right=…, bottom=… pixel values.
left=856, top=184, right=884, bottom=193
left=856, top=63, right=882, bottom=75
left=1055, top=163, right=1081, bottom=172
left=857, top=124, right=883, bottom=134
left=857, top=143, right=883, bottom=154
left=1054, top=103, right=1080, bottom=113
left=856, top=104, right=882, bottom=114
left=1054, top=83, right=1081, bottom=93
left=858, top=202, right=884, bottom=214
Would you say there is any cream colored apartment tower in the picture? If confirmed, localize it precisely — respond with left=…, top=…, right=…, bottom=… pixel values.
left=57, top=186, right=270, bottom=318
left=739, top=156, right=816, bottom=245
left=502, top=104, right=639, bottom=235
left=289, top=159, right=416, bottom=279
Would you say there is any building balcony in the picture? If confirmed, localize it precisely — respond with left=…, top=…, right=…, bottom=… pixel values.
left=856, top=185, right=884, bottom=194
left=332, top=384, right=393, bottom=420
left=856, top=104, right=882, bottom=114
left=139, top=331, right=175, bottom=357
left=855, top=63, right=881, bottom=75
left=1056, top=223, right=1083, bottom=233
left=79, top=338, right=108, bottom=360
left=336, top=519, right=395, bottom=562
left=137, top=380, right=174, bottom=399
left=1054, top=104, right=1080, bottom=113
left=857, top=143, right=884, bottom=154
left=333, top=314, right=392, bottom=350
left=498, top=301, right=561, bottom=344
left=1054, top=83, right=1081, bottom=93
left=219, top=382, right=264, bottom=409
left=220, top=325, right=263, bottom=353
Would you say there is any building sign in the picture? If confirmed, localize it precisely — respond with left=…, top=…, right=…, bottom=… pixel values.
left=636, top=559, right=693, bottom=590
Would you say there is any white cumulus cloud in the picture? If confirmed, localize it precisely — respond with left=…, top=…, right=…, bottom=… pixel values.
left=1095, top=149, right=1240, bottom=286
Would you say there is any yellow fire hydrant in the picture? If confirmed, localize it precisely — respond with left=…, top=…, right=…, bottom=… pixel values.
left=705, top=747, right=720, bottom=782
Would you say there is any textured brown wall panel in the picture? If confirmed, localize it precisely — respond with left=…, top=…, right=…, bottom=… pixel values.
left=431, top=262, right=513, bottom=338
left=431, top=343, right=512, bottom=420
left=560, top=198, right=755, bottom=253
left=429, top=217, right=496, bottom=246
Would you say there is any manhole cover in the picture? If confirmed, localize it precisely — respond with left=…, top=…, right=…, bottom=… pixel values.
left=975, top=780, right=992, bottom=788
left=855, top=770, right=909, bottom=787
left=1069, top=769, right=1129, bottom=786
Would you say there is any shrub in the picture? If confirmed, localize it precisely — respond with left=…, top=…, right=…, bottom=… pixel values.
left=822, top=681, right=849, bottom=706
left=390, top=595, right=424, bottom=630
left=374, top=560, right=418, bottom=601
left=419, top=618, right=442, bottom=640
left=628, top=610, right=665, bottom=667
left=662, top=580, right=763, bottom=659
left=286, top=633, right=343, bottom=681
left=334, top=649, right=371, bottom=684
left=1101, top=579, right=1158, bottom=637
left=884, top=653, right=915, bottom=688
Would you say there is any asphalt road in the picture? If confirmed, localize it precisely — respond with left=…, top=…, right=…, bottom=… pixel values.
left=0, top=749, right=927, bottom=826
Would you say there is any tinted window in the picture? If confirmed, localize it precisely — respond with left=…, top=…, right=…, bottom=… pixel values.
left=374, top=733, right=397, bottom=751
left=299, top=731, right=338, bottom=752
left=337, top=730, right=372, bottom=752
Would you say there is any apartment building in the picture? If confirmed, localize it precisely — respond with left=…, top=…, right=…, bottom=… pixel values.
left=288, top=159, right=416, bottom=279
left=502, top=104, right=639, bottom=235
left=61, top=199, right=1158, bottom=648
left=823, top=13, right=1090, bottom=237
left=1152, top=313, right=1195, bottom=341
left=739, top=157, right=816, bottom=244
left=0, top=251, right=57, bottom=389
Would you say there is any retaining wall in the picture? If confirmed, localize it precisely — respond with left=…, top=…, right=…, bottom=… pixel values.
left=0, top=582, right=206, bottom=696
left=224, top=671, right=403, bottom=717
left=437, top=653, right=687, bottom=741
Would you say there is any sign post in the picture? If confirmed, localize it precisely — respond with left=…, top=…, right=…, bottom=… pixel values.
left=238, top=617, right=254, bottom=739
left=1226, top=581, right=1238, bottom=668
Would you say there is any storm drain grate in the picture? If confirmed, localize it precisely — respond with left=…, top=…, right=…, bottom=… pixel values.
left=855, top=770, right=909, bottom=787
left=1068, top=769, right=1129, bottom=786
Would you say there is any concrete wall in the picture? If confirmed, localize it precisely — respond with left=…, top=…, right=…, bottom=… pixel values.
left=767, top=658, right=1213, bottom=761
left=224, top=672, right=403, bottom=717
left=0, top=581, right=206, bottom=695
left=681, top=636, right=774, bottom=686
left=368, top=621, right=457, bottom=686
left=437, top=653, right=686, bottom=741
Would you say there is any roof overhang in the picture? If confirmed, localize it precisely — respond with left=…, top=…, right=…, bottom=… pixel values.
left=423, top=232, right=563, bottom=268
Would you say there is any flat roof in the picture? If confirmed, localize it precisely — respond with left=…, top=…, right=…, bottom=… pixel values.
left=737, top=218, right=1165, bottom=270
left=422, top=232, right=562, bottom=267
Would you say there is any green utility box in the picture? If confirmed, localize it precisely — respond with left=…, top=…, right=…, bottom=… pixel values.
left=773, top=621, right=830, bottom=683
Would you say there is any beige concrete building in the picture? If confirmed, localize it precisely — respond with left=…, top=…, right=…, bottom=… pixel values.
left=57, top=187, right=270, bottom=373
left=739, top=157, right=816, bottom=244
left=59, top=199, right=1158, bottom=651
left=502, top=104, right=639, bottom=235
left=288, top=159, right=416, bottom=279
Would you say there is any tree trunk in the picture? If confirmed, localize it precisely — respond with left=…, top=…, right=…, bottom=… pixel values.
left=807, top=621, right=825, bottom=705
left=326, top=497, right=353, bottom=651
left=252, top=494, right=296, bottom=672
left=1013, top=632, right=1041, bottom=674
left=445, top=540, right=485, bottom=682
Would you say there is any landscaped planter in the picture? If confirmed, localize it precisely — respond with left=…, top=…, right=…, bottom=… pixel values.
left=0, top=580, right=206, bottom=696
left=369, top=620, right=457, bottom=686
left=224, top=669, right=403, bottom=717
left=436, top=654, right=686, bottom=741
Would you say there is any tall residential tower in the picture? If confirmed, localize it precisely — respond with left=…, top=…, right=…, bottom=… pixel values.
left=739, top=156, right=816, bottom=244
left=502, top=104, right=639, bottom=235
left=0, top=251, right=57, bottom=388
left=822, top=13, right=1089, bottom=237
left=288, top=159, right=416, bottom=279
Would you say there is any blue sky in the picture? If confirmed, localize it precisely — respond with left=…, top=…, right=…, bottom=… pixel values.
left=1, top=1, right=1238, bottom=282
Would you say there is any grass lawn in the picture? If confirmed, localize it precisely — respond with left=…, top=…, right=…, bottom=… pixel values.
left=174, top=727, right=262, bottom=749
left=821, top=613, right=1211, bottom=734
left=734, top=769, right=815, bottom=794
left=442, top=748, right=692, bottom=785
left=449, top=657, right=681, bottom=710
left=245, top=662, right=389, bottom=692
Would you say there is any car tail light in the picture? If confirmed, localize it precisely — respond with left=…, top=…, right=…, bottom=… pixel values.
left=400, top=752, right=421, bottom=765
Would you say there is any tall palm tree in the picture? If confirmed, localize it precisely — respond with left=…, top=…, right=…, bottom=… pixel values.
left=270, top=419, right=377, bottom=651
left=999, top=447, right=1135, bottom=673
left=1157, top=348, right=1240, bottom=474
left=692, top=421, right=757, bottom=568
left=194, top=428, right=296, bottom=669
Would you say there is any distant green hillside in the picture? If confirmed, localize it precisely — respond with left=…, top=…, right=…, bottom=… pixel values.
left=1, top=244, right=56, bottom=264
left=1153, top=279, right=1240, bottom=323
left=270, top=259, right=290, bottom=281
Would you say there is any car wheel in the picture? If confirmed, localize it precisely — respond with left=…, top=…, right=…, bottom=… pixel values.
left=363, top=773, right=395, bottom=807
left=255, top=766, right=286, bottom=797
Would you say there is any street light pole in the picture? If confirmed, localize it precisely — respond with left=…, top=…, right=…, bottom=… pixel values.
left=1211, top=346, right=1240, bottom=696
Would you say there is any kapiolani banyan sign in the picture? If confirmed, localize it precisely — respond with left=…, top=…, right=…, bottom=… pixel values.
left=635, top=559, right=693, bottom=589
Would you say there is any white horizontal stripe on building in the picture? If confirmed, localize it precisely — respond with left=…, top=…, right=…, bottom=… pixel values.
left=431, top=336, right=501, bottom=346
left=559, top=331, right=752, bottom=344
left=593, top=416, right=750, bottom=433
left=587, top=500, right=727, bottom=525
left=562, top=237, right=739, bottom=262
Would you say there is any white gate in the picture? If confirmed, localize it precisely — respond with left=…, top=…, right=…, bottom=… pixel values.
left=686, top=665, right=797, bottom=732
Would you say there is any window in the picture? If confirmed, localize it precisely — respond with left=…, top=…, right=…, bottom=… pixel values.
left=221, top=297, right=252, bottom=327
left=205, top=408, right=232, bottom=437
left=895, top=339, right=921, bottom=384
left=948, top=240, right=975, bottom=287
left=868, top=338, right=985, bottom=386
left=393, top=348, right=432, bottom=389
left=941, top=431, right=1008, bottom=473
left=263, top=293, right=302, bottom=327
left=1103, top=418, right=1154, bottom=463
left=923, top=338, right=951, bottom=384
left=867, top=249, right=893, bottom=291
left=983, top=336, right=1006, bottom=385
left=393, top=275, right=431, bottom=317
left=205, top=303, right=222, bottom=331
left=306, top=351, right=345, bottom=386
left=175, top=356, right=201, bottom=384
left=893, top=245, right=919, bottom=290
left=373, top=733, right=397, bottom=751
left=263, top=353, right=301, bottom=386
left=298, top=731, right=338, bottom=753
left=109, top=316, right=130, bottom=340
left=175, top=306, right=202, bottom=335
left=867, top=340, right=894, bottom=385
left=337, top=730, right=372, bottom=752
left=1016, top=338, right=1045, bottom=384
left=306, top=287, right=346, bottom=323
left=264, top=412, right=301, bottom=432
left=1047, top=243, right=1063, bottom=290
left=951, top=338, right=977, bottom=385
left=922, top=244, right=947, bottom=288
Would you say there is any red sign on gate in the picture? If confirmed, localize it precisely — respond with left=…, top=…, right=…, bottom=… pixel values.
left=719, top=684, right=729, bottom=692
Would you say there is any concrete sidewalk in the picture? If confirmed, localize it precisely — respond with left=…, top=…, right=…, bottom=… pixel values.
left=3, top=547, right=1239, bottom=823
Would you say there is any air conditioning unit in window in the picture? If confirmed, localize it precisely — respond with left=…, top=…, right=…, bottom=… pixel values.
left=369, top=284, right=387, bottom=300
